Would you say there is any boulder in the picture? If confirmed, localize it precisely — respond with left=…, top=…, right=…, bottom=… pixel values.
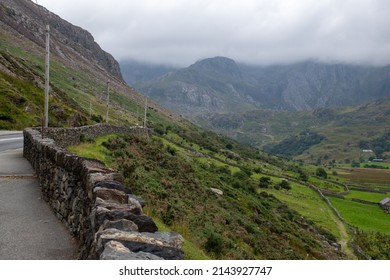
left=210, top=188, right=223, bottom=196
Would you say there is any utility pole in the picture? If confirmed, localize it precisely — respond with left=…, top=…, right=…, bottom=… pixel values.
left=105, top=81, right=110, bottom=124
left=144, top=97, right=147, bottom=128
left=89, top=101, right=92, bottom=118
left=44, top=24, right=50, bottom=129
left=136, top=107, right=139, bottom=126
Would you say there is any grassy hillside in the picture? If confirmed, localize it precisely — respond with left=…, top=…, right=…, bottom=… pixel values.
left=1, top=1, right=388, bottom=260
left=70, top=130, right=347, bottom=260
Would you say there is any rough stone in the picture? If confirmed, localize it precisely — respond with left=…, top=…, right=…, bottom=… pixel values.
left=210, top=188, right=223, bottom=196
left=94, top=206, right=157, bottom=233
left=101, top=219, right=139, bottom=232
left=95, top=198, right=142, bottom=215
left=97, top=229, right=184, bottom=260
left=101, top=241, right=163, bottom=260
left=128, top=194, right=146, bottom=208
left=94, top=180, right=132, bottom=195
left=94, top=187, right=127, bottom=204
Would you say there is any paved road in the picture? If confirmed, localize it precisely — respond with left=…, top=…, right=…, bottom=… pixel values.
left=0, top=131, right=77, bottom=260
left=0, top=131, right=23, bottom=152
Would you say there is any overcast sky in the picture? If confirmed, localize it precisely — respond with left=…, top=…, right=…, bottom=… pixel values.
left=37, top=0, right=390, bottom=67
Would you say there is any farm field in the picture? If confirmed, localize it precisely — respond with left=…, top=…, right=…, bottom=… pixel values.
left=336, top=167, right=390, bottom=192
left=329, top=198, right=390, bottom=234
left=344, top=190, right=389, bottom=203
left=264, top=183, right=341, bottom=238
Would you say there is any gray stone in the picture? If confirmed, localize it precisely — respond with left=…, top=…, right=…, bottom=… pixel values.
left=128, top=194, right=146, bottom=208
left=97, top=229, right=184, bottom=260
left=94, top=206, right=157, bottom=233
left=94, top=180, right=132, bottom=195
left=210, top=188, right=223, bottom=196
left=94, top=187, right=127, bottom=204
left=101, top=241, right=163, bottom=260
left=95, top=198, right=142, bottom=215
left=101, top=219, right=139, bottom=232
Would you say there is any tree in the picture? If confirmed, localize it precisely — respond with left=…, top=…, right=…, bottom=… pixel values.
left=316, top=167, right=328, bottom=179
left=259, top=176, right=271, bottom=188
left=279, top=180, right=291, bottom=190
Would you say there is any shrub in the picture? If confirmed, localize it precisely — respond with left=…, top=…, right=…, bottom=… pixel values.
left=166, top=145, right=177, bottom=156
left=279, top=180, right=292, bottom=190
left=204, top=232, right=224, bottom=256
left=316, top=167, right=328, bottom=179
left=259, top=176, right=271, bottom=188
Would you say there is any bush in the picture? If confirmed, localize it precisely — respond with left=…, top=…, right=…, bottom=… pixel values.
left=316, top=167, right=328, bottom=179
left=279, top=180, right=292, bottom=190
left=91, top=114, right=103, bottom=123
left=259, top=176, right=271, bottom=188
left=166, top=145, right=177, bottom=156
left=204, top=232, right=224, bottom=256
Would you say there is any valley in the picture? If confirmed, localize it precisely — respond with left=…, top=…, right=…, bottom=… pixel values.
left=0, top=0, right=388, bottom=260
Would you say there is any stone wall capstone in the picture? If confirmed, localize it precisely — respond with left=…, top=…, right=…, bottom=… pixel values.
left=23, top=124, right=184, bottom=260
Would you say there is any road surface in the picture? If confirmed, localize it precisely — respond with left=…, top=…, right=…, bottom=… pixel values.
left=0, top=131, right=77, bottom=260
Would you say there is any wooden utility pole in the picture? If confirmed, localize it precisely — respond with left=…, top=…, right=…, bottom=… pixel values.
left=44, top=24, right=50, bottom=129
left=144, top=97, right=147, bottom=128
left=105, top=81, right=110, bottom=124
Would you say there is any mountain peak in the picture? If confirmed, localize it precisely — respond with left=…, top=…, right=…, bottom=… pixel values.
left=191, top=56, right=241, bottom=77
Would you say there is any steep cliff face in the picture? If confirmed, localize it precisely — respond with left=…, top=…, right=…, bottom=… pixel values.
left=0, top=0, right=123, bottom=80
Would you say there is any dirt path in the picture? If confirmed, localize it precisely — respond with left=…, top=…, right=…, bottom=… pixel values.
left=332, top=212, right=357, bottom=259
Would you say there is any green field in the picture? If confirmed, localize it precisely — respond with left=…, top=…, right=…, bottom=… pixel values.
left=264, top=183, right=341, bottom=238
left=345, top=190, right=389, bottom=203
left=329, top=198, right=390, bottom=234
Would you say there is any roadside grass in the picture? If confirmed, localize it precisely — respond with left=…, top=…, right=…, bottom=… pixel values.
left=329, top=198, right=390, bottom=234
left=67, top=134, right=115, bottom=163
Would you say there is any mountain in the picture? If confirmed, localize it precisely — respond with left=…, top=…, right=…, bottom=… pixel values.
left=0, top=0, right=122, bottom=80
left=0, top=0, right=172, bottom=129
left=133, top=56, right=390, bottom=118
left=2, top=1, right=388, bottom=260
left=120, top=60, right=177, bottom=84
left=195, top=98, right=390, bottom=164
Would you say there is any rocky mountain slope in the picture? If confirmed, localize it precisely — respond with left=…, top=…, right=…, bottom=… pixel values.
left=133, top=56, right=390, bottom=118
left=0, top=0, right=173, bottom=129
left=1, top=0, right=122, bottom=80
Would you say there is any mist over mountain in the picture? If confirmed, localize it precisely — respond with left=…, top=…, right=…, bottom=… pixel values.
left=120, top=60, right=178, bottom=84
left=127, top=57, right=390, bottom=118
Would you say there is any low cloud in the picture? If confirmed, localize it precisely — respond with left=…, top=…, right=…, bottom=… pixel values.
left=38, top=0, right=390, bottom=66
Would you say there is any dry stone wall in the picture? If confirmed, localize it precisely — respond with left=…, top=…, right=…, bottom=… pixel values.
left=23, top=124, right=184, bottom=260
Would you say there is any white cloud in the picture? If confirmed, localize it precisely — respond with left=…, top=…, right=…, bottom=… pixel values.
left=37, top=0, right=390, bottom=66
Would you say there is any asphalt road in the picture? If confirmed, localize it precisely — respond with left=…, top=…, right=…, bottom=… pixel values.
left=0, top=131, right=77, bottom=260
left=0, top=131, right=23, bottom=152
